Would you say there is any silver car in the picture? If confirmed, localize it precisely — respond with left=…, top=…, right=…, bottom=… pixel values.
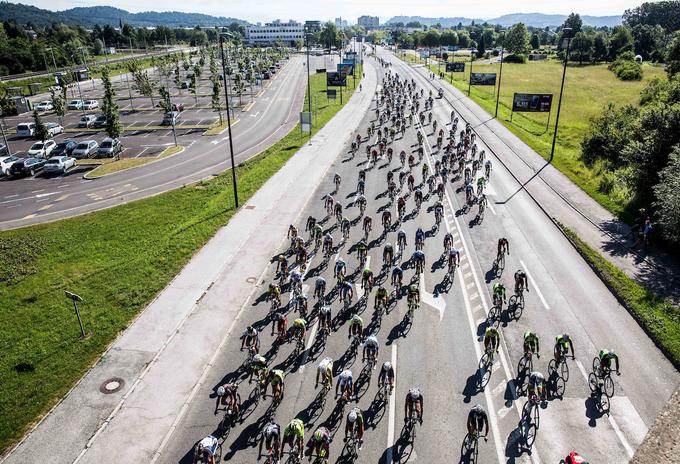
left=71, top=140, right=99, bottom=159
left=43, top=156, right=76, bottom=174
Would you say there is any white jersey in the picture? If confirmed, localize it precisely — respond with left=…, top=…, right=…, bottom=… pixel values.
left=318, top=357, right=333, bottom=374
left=364, top=335, right=378, bottom=349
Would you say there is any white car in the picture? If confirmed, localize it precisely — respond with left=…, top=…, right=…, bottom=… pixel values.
left=82, top=100, right=99, bottom=110
left=68, top=99, right=84, bottom=110
left=27, top=140, right=57, bottom=158
left=35, top=101, right=54, bottom=111
left=46, top=122, right=63, bottom=136
left=43, top=156, right=76, bottom=174
left=1, top=155, right=21, bottom=175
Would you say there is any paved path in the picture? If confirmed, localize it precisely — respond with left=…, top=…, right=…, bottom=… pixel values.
left=398, top=51, right=680, bottom=304
left=0, top=56, right=377, bottom=464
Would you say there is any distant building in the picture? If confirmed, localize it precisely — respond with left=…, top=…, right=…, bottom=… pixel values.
left=245, top=20, right=304, bottom=46
left=358, top=15, right=379, bottom=30
left=335, top=17, right=348, bottom=28
left=304, top=20, right=322, bottom=33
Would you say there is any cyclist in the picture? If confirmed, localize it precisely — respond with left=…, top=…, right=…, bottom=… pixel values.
left=397, top=229, right=407, bottom=251
left=344, top=408, right=365, bottom=449
left=467, top=404, right=489, bottom=440
left=478, top=193, right=488, bottom=215
left=287, top=224, right=298, bottom=241
left=476, top=175, right=486, bottom=195
left=375, top=285, right=389, bottom=309
left=492, top=282, right=507, bottom=306
left=497, top=237, right=510, bottom=260
left=485, top=159, right=492, bottom=178
left=258, top=422, right=281, bottom=462
left=291, top=317, right=307, bottom=343
left=325, top=195, right=334, bottom=215
left=412, top=249, right=425, bottom=273
left=306, top=215, right=316, bottom=233
left=378, top=361, right=395, bottom=390
left=334, top=173, right=341, bottom=190
left=334, top=257, right=347, bottom=280
left=382, top=210, right=392, bottom=231
left=271, top=312, right=288, bottom=341
left=443, top=232, right=453, bottom=251
left=341, top=217, right=351, bottom=238
left=523, top=330, right=540, bottom=358
left=598, top=349, right=621, bottom=375
left=554, top=333, right=575, bottom=361
left=565, top=451, right=589, bottom=464
left=308, top=426, right=332, bottom=459
left=397, top=196, right=406, bottom=217
left=434, top=201, right=444, bottom=224
left=465, top=181, right=474, bottom=204
left=484, top=327, right=500, bottom=354
left=214, top=382, right=239, bottom=415
left=194, top=435, right=218, bottom=464
left=249, top=353, right=267, bottom=383
left=323, top=232, right=334, bottom=255
left=315, top=356, right=334, bottom=389
left=241, top=326, right=259, bottom=353
left=357, top=178, right=365, bottom=195
left=314, top=277, right=326, bottom=300
left=356, top=194, right=367, bottom=214
left=528, top=371, right=547, bottom=401
left=514, top=269, right=529, bottom=295
left=357, top=239, right=369, bottom=262
left=363, top=333, right=379, bottom=365
left=277, top=254, right=289, bottom=276
left=340, top=280, right=354, bottom=305
left=318, top=305, right=332, bottom=334
left=448, top=246, right=461, bottom=269
left=348, top=314, right=364, bottom=341
left=313, top=224, right=323, bottom=246
left=294, top=293, right=308, bottom=317
left=383, top=243, right=394, bottom=267
left=415, top=227, right=425, bottom=249
left=362, top=266, right=374, bottom=290
left=363, top=216, right=372, bottom=237
left=391, top=265, right=404, bottom=288
left=407, top=283, right=420, bottom=305
left=414, top=187, right=423, bottom=207
left=336, top=369, right=355, bottom=400
left=267, top=283, right=281, bottom=306
left=404, top=387, right=424, bottom=424
left=281, top=418, right=305, bottom=460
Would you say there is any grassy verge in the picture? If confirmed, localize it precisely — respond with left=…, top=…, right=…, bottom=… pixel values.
left=84, top=146, right=185, bottom=178
left=0, top=64, right=361, bottom=454
left=559, top=224, right=680, bottom=368
left=395, top=50, right=665, bottom=216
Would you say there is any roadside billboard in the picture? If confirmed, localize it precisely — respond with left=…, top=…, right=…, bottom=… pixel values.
left=470, top=72, right=497, bottom=86
left=338, top=62, right=354, bottom=75
left=446, top=62, right=465, bottom=72
left=512, top=93, right=553, bottom=113
left=327, top=71, right=347, bottom=86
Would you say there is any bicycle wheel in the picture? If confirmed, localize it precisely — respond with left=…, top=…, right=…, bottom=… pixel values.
left=533, top=402, right=540, bottom=429
left=525, top=423, right=537, bottom=448
left=548, top=359, right=557, bottom=377
left=460, top=434, right=471, bottom=458
left=560, top=359, right=570, bottom=382
left=588, top=372, right=599, bottom=393
left=479, top=352, right=491, bottom=371
left=522, top=400, right=532, bottom=421
left=592, top=356, right=600, bottom=373
left=603, top=375, right=615, bottom=398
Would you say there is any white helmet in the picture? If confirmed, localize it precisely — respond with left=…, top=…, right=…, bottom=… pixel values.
left=382, top=362, right=392, bottom=372
left=217, top=386, right=226, bottom=396
left=348, top=410, right=358, bottom=423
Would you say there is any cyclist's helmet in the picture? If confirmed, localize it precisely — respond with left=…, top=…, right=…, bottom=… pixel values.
left=408, top=388, right=420, bottom=399
left=382, top=362, right=392, bottom=372
left=351, top=314, right=362, bottom=323
left=314, top=429, right=324, bottom=441
left=562, top=333, right=571, bottom=341
left=217, top=385, right=226, bottom=396
left=348, top=410, right=358, bottom=423
left=247, top=326, right=257, bottom=337
left=472, top=403, right=486, bottom=414
left=253, top=354, right=266, bottom=364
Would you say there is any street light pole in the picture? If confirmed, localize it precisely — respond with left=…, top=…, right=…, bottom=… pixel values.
left=494, top=30, right=506, bottom=118
left=305, top=33, right=312, bottom=115
left=219, top=32, right=239, bottom=208
left=467, top=49, right=475, bottom=96
left=550, top=27, right=572, bottom=163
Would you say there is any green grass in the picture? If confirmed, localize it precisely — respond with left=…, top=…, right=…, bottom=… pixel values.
left=560, top=224, right=680, bottom=368
left=84, top=146, right=185, bottom=178
left=0, top=65, right=361, bottom=453
left=397, top=50, right=665, bottom=216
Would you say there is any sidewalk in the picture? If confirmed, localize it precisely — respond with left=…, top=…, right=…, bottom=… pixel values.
left=1, top=61, right=378, bottom=464
left=407, top=61, right=680, bottom=303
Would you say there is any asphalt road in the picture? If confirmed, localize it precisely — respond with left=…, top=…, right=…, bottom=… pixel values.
left=154, top=50, right=678, bottom=464
left=0, top=54, right=338, bottom=229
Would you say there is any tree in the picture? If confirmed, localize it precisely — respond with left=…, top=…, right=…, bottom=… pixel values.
left=158, top=86, right=173, bottom=113
left=504, top=23, right=529, bottom=56
left=623, top=1, right=680, bottom=32
left=609, top=26, right=635, bottom=59
left=476, top=34, right=486, bottom=57
left=134, top=68, right=156, bottom=107
left=440, top=30, right=458, bottom=47
left=423, top=30, right=440, bottom=47
left=33, top=110, right=48, bottom=142
left=406, top=21, right=422, bottom=29
left=211, top=77, right=222, bottom=125
left=632, top=24, right=667, bottom=60
left=174, top=62, right=182, bottom=93
left=530, top=33, right=540, bottom=50
left=653, top=144, right=680, bottom=243
left=571, top=32, right=593, bottom=64
left=101, top=67, right=122, bottom=141
left=593, top=32, right=609, bottom=61
left=562, top=13, right=583, bottom=35
left=189, top=72, right=198, bottom=105
left=457, top=30, right=471, bottom=48
left=319, top=22, right=340, bottom=49
left=233, top=73, right=245, bottom=106
left=49, top=87, right=66, bottom=126
left=668, top=32, right=680, bottom=77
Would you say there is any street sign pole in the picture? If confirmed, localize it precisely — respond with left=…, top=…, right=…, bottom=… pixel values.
left=65, top=291, right=86, bottom=339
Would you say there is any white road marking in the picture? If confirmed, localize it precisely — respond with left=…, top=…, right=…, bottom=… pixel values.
left=250, top=111, right=260, bottom=118
left=385, top=343, right=398, bottom=464
left=419, top=273, right=445, bottom=320
left=519, top=259, right=550, bottom=310
left=134, top=147, right=150, bottom=158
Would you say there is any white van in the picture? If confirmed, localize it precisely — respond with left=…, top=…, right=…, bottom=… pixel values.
left=16, top=122, right=36, bottom=138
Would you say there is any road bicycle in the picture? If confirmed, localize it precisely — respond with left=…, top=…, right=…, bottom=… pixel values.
left=376, top=381, right=393, bottom=405
left=548, top=352, right=573, bottom=382
left=460, top=430, right=485, bottom=463
left=588, top=357, right=616, bottom=398
left=517, top=351, right=534, bottom=380
left=522, top=390, right=541, bottom=429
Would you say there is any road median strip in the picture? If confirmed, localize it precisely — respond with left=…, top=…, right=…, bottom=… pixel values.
left=82, top=146, right=185, bottom=179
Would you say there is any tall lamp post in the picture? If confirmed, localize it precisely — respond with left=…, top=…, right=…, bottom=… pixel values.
left=219, top=32, right=239, bottom=208
left=305, top=33, right=312, bottom=115
left=549, top=27, right=572, bottom=163
left=494, top=29, right=506, bottom=118
left=467, top=48, right=476, bottom=95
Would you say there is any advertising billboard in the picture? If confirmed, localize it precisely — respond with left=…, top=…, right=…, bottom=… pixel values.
left=446, top=62, right=465, bottom=72
left=327, top=71, right=347, bottom=86
left=470, top=72, right=497, bottom=86
left=338, top=62, right=354, bottom=75
left=512, top=93, right=553, bottom=113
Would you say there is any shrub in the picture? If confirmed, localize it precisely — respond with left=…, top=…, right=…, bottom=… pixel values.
left=503, top=54, right=527, bottom=63
left=609, top=54, right=643, bottom=81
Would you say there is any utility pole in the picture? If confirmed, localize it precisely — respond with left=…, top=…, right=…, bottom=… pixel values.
left=219, top=32, right=239, bottom=208
left=494, top=30, right=506, bottom=118
left=550, top=28, right=573, bottom=163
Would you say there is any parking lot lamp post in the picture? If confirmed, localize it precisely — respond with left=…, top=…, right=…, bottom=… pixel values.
left=0, top=118, right=11, bottom=156
left=70, top=55, right=86, bottom=115
left=550, top=27, right=572, bottom=163
left=494, top=29, right=506, bottom=118
left=305, top=33, right=313, bottom=116
left=219, top=32, right=239, bottom=208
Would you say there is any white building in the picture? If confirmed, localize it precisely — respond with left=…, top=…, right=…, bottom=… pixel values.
left=357, top=15, right=379, bottom=30
left=245, top=20, right=304, bottom=46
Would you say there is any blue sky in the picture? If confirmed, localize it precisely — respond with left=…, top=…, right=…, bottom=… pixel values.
left=21, top=0, right=643, bottom=23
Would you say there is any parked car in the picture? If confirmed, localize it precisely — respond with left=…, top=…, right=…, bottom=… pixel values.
left=78, top=114, right=97, bottom=128
left=46, top=122, right=64, bottom=136
left=82, top=100, right=99, bottom=110
left=43, top=156, right=76, bottom=174
left=96, top=137, right=122, bottom=158
left=0, top=143, right=7, bottom=156
left=27, top=140, right=56, bottom=158
left=51, top=140, right=77, bottom=157
left=71, top=140, right=98, bottom=159
left=35, top=101, right=54, bottom=111
left=16, top=122, right=36, bottom=138
left=67, top=99, right=84, bottom=110
left=8, top=157, right=46, bottom=177
left=92, top=114, right=108, bottom=128
left=181, top=80, right=192, bottom=89
left=263, top=71, right=271, bottom=79
left=1, top=155, right=21, bottom=175
left=162, top=111, right=181, bottom=125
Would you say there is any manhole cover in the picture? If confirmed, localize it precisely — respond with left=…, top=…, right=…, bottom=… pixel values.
left=99, top=377, right=125, bottom=394
left=246, top=276, right=256, bottom=283
left=245, top=205, right=256, bottom=210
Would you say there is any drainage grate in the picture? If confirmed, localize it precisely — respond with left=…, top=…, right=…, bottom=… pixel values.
left=99, top=377, right=125, bottom=394
left=245, top=205, right=256, bottom=210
